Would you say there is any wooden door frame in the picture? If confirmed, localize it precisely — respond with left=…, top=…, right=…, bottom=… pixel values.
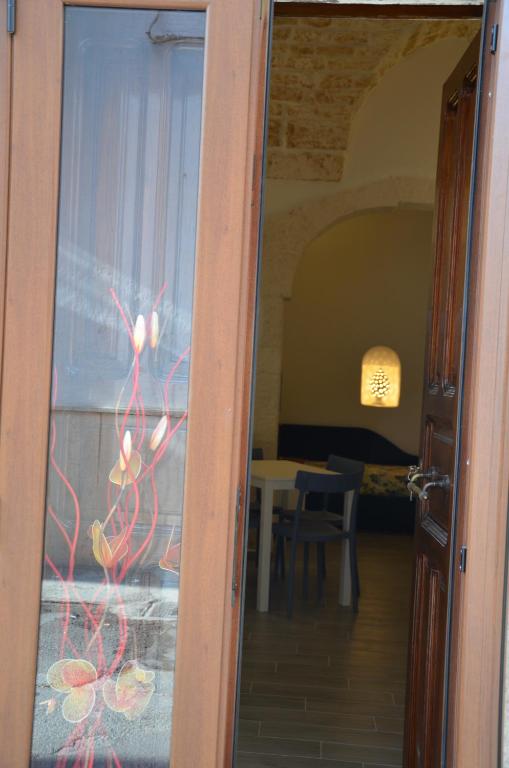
left=0, top=25, right=11, bottom=418
left=274, top=1, right=483, bottom=19
left=445, top=1, right=509, bottom=765
left=0, top=2, right=269, bottom=767
left=2, top=1, right=509, bottom=767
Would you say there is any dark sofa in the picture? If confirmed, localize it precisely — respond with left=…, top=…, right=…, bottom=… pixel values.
left=278, top=424, right=417, bottom=534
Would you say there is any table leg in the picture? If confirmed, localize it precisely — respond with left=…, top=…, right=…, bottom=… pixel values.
left=338, top=489, right=354, bottom=606
left=257, top=482, right=274, bottom=612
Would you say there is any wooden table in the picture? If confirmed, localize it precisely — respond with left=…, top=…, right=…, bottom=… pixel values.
left=250, top=459, right=354, bottom=612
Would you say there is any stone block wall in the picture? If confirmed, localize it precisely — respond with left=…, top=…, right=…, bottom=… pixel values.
left=267, top=17, right=478, bottom=181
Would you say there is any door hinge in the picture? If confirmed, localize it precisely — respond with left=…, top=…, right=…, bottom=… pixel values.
left=7, top=0, right=15, bottom=35
left=459, top=545, right=468, bottom=573
left=252, top=153, right=258, bottom=194
left=490, top=23, right=499, bottom=55
left=231, top=485, right=242, bottom=605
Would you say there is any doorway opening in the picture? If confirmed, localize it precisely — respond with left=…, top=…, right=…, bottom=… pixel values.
left=235, top=7, right=481, bottom=767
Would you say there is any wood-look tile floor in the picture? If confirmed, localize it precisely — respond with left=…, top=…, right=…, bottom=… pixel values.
left=235, top=533, right=413, bottom=768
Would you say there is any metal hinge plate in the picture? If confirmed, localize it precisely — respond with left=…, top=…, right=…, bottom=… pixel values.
left=231, top=485, right=242, bottom=605
left=490, top=24, right=499, bottom=55
left=7, top=0, right=15, bottom=34
left=459, top=545, right=468, bottom=573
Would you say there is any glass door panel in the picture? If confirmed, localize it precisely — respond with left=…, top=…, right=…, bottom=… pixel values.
left=30, top=8, right=204, bottom=766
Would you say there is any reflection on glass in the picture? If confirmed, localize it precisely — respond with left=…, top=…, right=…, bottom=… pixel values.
left=30, top=9, right=205, bottom=767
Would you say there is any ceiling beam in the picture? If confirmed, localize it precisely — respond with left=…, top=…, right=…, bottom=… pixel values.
left=274, top=3, right=483, bottom=19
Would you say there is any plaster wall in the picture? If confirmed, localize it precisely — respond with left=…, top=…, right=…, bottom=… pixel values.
left=280, top=208, right=434, bottom=455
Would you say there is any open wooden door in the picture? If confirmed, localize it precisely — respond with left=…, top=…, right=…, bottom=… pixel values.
left=0, top=2, right=270, bottom=767
left=403, top=35, right=479, bottom=768
left=404, top=3, right=509, bottom=764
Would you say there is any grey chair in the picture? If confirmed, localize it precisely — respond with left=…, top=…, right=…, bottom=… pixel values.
left=324, top=455, right=364, bottom=593
left=248, top=447, right=264, bottom=560
left=273, top=469, right=362, bottom=617
left=249, top=448, right=284, bottom=565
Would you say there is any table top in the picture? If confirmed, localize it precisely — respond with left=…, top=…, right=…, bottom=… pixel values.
left=250, top=459, right=338, bottom=483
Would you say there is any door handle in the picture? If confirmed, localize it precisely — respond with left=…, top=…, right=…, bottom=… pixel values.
left=407, top=466, right=450, bottom=501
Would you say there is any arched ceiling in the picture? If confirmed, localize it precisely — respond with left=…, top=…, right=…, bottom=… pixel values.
left=267, top=17, right=480, bottom=181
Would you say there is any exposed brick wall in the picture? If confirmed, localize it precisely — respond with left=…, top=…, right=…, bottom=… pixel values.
left=267, top=17, right=479, bottom=181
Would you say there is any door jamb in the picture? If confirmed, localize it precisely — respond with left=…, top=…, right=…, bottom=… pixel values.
left=445, top=1, right=509, bottom=765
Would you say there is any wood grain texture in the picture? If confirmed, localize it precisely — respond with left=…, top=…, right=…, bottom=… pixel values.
left=221, top=1, right=273, bottom=765
left=403, top=36, right=479, bottom=768
left=0, top=2, right=63, bottom=765
left=168, top=0, right=268, bottom=766
left=447, top=3, right=509, bottom=765
left=0, top=26, right=11, bottom=419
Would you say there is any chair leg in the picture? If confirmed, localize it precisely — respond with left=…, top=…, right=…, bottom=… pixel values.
left=255, top=525, right=260, bottom=566
left=274, top=536, right=279, bottom=580
left=287, top=538, right=298, bottom=619
left=274, top=535, right=283, bottom=581
left=349, top=537, right=359, bottom=613
left=302, top=542, right=309, bottom=599
left=275, top=536, right=286, bottom=580
left=350, top=533, right=360, bottom=597
left=316, top=544, right=325, bottom=602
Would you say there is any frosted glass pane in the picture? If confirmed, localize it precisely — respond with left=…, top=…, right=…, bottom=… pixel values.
left=29, top=8, right=205, bottom=767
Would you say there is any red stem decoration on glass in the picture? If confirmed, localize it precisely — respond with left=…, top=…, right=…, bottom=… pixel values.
left=44, top=285, right=189, bottom=766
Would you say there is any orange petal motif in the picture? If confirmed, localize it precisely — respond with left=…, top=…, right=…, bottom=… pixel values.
left=91, top=521, right=128, bottom=568
left=159, top=543, right=180, bottom=573
left=119, top=430, right=132, bottom=472
left=40, top=698, right=57, bottom=715
left=109, top=449, right=142, bottom=487
left=133, top=314, right=146, bottom=354
left=62, top=685, right=96, bottom=723
left=103, top=661, right=155, bottom=720
left=47, top=659, right=98, bottom=723
left=61, top=659, right=97, bottom=688
left=149, top=415, right=168, bottom=451
left=47, top=659, right=75, bottom=693
left=102, top=679, right=126, bottom=713
left=150, top=311, right=159, bottom=349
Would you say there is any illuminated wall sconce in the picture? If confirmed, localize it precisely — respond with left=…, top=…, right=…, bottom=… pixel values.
left=361, top=346, right=401, bottom=408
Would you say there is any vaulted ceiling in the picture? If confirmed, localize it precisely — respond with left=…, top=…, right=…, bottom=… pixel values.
left=267, top=17, right=480, bottom=181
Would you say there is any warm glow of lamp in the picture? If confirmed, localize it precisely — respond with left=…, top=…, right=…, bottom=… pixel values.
left=361, top=346, right=401, bottom=408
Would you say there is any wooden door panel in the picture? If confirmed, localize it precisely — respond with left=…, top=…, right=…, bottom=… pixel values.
left=421, top=417, right=454, bottom=533
left=426, top=108, right=457, bottom=396
left=404, top=35, right=479, bottom=768
left=442, top=77, right=477, bottom=396
left=446, top=3, right=509, bottom=763
left=406, top=552, right=447, bottom=768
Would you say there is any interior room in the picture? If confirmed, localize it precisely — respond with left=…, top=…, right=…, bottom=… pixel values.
left=235, top=11, right=480, bottom=768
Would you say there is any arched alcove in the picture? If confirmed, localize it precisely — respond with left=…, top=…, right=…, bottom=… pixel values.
left=253, top=178, right=433, bottom=457
left=280, top=207, right=434, bottom=455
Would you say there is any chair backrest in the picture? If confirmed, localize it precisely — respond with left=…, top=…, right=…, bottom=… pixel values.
left=326, top=454, right=364, bottom=485
left=292, top=471, right=359, bottom=536
left=295, top=467, right=362, bottom=536
left=295, top=469, right=360, bottom=495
